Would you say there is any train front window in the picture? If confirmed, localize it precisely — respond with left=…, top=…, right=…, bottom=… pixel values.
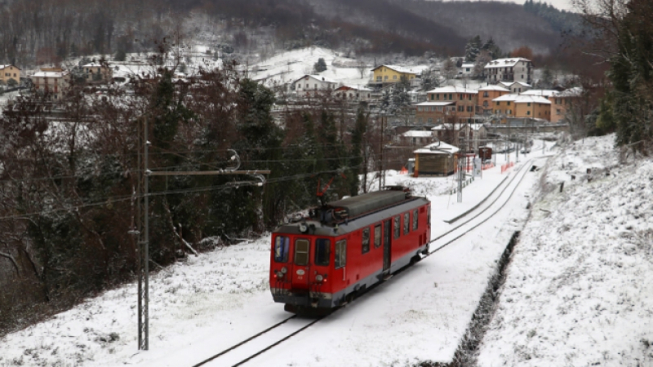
left=404, top=213, right=410, bottom=235
left=394, top=216, right=400, bottom=239
left=314, top=239, right=330, bottom=266
left=274, top=236, right=290, bottom=263
left=335, top=240, right=347, bottom=269
left=362, top=228, right=370, bottom=254
left=294, top=239, right=310, bottom=266
left=374, top=224, right=381, bottom=248
left=413, top=209, right=418, bottom=230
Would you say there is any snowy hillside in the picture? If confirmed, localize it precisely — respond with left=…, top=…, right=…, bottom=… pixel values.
left=247, top=46, right=428, bottom=89
left=477, top=135, right=653, bottom=366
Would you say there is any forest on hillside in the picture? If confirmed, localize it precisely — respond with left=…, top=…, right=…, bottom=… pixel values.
left=0, top=0, right=582, bottom=68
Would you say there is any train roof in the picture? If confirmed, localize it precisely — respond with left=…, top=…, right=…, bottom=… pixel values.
left=326, top=189, right=408, bottom=220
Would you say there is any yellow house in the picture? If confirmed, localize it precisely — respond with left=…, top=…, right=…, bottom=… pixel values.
left=551, top=87, right=582, bottom=123
left=478, top=85, right=510, bottom=115
left=371, top=65, right=417, bottom=85
left=492, top=94, right=518, bottom=120
left=515, top=95, right=551, bottom=120
left=0, top=64, right=21, bottom=86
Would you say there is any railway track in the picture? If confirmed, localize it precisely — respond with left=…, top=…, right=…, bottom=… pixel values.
left=191, top=158, right=540, bottom=367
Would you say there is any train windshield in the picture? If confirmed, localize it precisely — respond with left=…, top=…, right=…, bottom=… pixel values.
left=314, top=239, right=330, bottom=266
left=274, top=236, right=290, bottom=263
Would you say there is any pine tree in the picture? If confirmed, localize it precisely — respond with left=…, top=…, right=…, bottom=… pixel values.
left=465, top=35, right=482, bottom=62
left=314, top=58, right=327, bottom=73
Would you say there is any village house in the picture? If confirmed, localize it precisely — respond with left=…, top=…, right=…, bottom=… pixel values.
left=31, top=67, right=71, bottom=101
left=461, top=63, right=475, bottom=77
left=293, top=74, right=338, bottom=96
left=0, top=65, right=21, bottom=86
left=81, top=62, right=113, bottom=83
left=514, top=95, right=551, bottom=121
left=431, top=123, right=487, bottom=149
left=399, top=130, right=436, bottom=146
left=334, top=85, right=372, bottom=102
left=478, top=85, right=510, bottom=115
left=414, top=101, right=456, bottom=125
left=412, top=141, right=460, bottom=177
left=424, top=86, right=479, bottom=123
left=551, top=87, right=582, bottom=123
left=370, top=65, right=417, bottom=87
left=492, top=94, right=518, bottom=119
left=485, top=58, right=533, bottom=85
left=499, top=81, right=532, bottom=94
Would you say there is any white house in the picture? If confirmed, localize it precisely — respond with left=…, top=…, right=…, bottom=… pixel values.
left=400, top=130, right=435, bottom=145
left=484, top=58, right=533, bottom=85
left=499, top=81, right=532, bottom=94
left=293, top=75, right=338, bottom=96
left=461, top=63, right=475, bottom=77
left=334, top=85, right=372, bottom=102
left=31, top=68, right=71, bottom=101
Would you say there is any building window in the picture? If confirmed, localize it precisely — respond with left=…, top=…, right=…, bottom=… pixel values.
left=483, top=92, right=488, bottom=97
left=393, top=75, right=397, bottom=80
left=449, top=93, right=453, bottom=100
left=384, top=76, right=388, bottom=80
left=507, top=101, right=511, bottom=106
left=527, top=111, right=531, bottom=115
left=427, top=118, right=433, bottom=123
left=556, top=109, right=561, bottom=115
left=527, top=102, right=531, bottom=106
left=483, top=101, right=488, bottom=107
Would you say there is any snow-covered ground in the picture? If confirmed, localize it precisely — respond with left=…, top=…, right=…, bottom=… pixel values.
left=247, top=46, right=429, bottom=89
left=1, top=133, right=651, bottom=367
left=477, top=135, right=653, bottom=367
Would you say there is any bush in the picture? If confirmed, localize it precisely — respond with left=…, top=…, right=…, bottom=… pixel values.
left=313, top=58, right=327, bottom=73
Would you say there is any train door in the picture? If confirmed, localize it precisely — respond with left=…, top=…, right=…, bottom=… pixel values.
left=383, top=219, right=391, bottom=272
left=291, top=238, right=311, bottom=289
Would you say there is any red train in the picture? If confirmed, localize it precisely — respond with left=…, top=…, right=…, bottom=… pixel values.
left=269, top=186, right=431, bottom=314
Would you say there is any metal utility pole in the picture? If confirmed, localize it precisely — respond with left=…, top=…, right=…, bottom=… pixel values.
left=380, top=113, right=386, bottom=188
left=133, top=138, right=268, bottom=350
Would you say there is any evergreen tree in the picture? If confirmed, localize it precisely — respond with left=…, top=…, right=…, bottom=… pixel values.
left=465, top=35, right=482, bottom=62
left=314, top=58, right=327, bottom=73
left=481, top=37, right=502, bottom=59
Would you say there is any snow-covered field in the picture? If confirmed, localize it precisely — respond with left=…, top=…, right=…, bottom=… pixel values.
left=1, top=134, right=651, bottom=367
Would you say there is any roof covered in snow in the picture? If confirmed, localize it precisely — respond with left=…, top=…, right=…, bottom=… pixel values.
left=32, top=70, right=69, bottom=78
left=414, top=140, right=460, bottom=155
left=371, top=64, right=419, bottom=75
left=484, top=58, right=531, bottom=69
left=415, top=101, right=456, bottom=106
left=402, top=130, right=433, bottom=138
left=0, top=64, right=19, bottom=70
left=426, top=86, right=478, bottom=94
left=292, top=74, right=338, bottom=85
left=521, top=89, right=558, bottom=97
left=478, top=85, right=510, bottom=92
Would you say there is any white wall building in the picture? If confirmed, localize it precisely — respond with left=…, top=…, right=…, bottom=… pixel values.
left=484, top=58, right=533, bottom=85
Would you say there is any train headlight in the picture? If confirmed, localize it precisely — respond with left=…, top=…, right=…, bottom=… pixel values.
left=281, top=266, right=287, bottom=274
left=315, top=274, right=323, bottom=282
left=299, top=222, right=308, bottom=233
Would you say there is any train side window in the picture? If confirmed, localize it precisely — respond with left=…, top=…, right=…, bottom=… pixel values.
left=394, top=216, right=400, bottom=239
left=374, top=224, right=381, bottom=248
left=314, top=238, right=330, bottom=266
left=335, top=240, right=347, bottom=269
left=294, top=239, right=310, bottom=266
left=404, top=213, right=410, bottom=235
left=274, top=236, right=290, bottom=263
left=413, top=209, right=418, bottom=230
left=362, top=228, right=370, bottom=254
